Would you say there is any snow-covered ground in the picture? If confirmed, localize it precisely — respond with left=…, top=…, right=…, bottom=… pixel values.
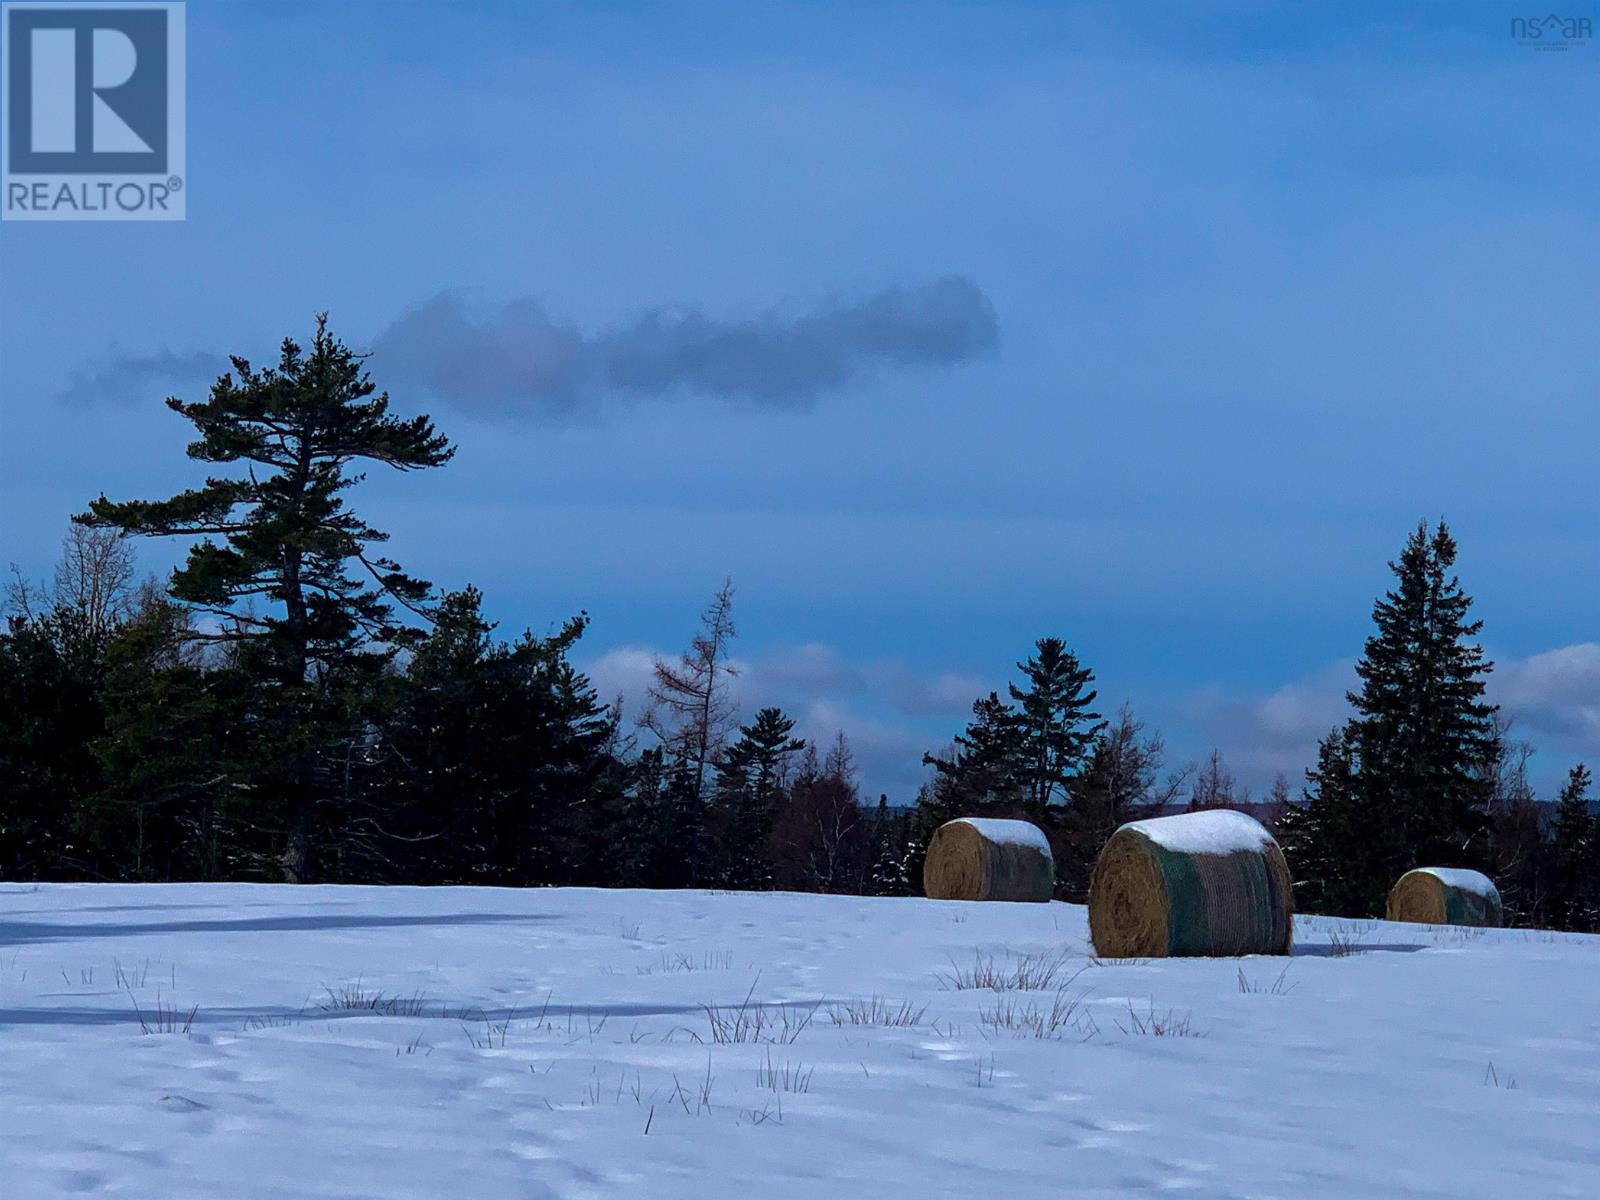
left=3, top=884, right=1598, bottom=1198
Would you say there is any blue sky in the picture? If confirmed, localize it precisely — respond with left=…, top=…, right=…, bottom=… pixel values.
left=2, top=1, right=1596, bottom=800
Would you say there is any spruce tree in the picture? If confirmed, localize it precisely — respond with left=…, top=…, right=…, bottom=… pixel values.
left=1008, top=637, right=1103, bottom=817
left=710, top=706, right=806, bottom=888
left=1347, top=521, right=1499, bottom=895
left=922, top=692, right=1025, bottom=811
left=865, top=796, right=913, bottom=896
left=1277, top=726, right=1357, bottom=916
left=88, top=596, right=234, bottom=880
left=1282, top=521, right=1500, bottom=916
left=912, top=694, right=1024, bottom=889
left=1550, top=764, right=1594, bottom=930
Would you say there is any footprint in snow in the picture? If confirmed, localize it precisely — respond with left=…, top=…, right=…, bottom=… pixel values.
left=159, top=1093, right=209, bottom=1111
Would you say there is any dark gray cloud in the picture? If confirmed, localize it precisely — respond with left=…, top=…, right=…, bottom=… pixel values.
left=59, top=348, right=226, bottom=407
left=58, top=279, right=997, bottom=420
left=372, top=296, right=592, bottom=417
left=373, top=277, right=998, bottom=419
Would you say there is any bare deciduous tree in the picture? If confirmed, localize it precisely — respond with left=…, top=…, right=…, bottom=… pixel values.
left=1078, top=704, right=1186, bottom=831
left=5, top=525, right=137, bottom=630
left=55, top=524, right=137, bottom=630
left=639, top=578, right=739, bottom=808
left=773, top=733, right=868, bottom=893
left=1187, top=748, right=1249, bottom=811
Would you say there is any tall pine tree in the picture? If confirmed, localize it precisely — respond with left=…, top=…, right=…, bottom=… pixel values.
left=79, top=315, right=454, bottom=880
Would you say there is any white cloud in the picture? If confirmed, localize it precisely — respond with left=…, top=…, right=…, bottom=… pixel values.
left=1181, top=660, right=1357, bottom=784
left=1493, top=643, right=1600, bottom=749
left=1181, top=644, right=1600, bottom=795
left=582, top=646, right=659, bottom=712
left=575, top=640, right=988, bottom=799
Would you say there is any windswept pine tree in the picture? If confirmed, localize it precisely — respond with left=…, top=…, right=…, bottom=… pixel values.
left=1281, top=521, right=1500, bottom=916
left=81, top=314, right=454, bottom=682
left=718, top=707, right=807, bottom=802
left=78, top=315, right=454, bottom=880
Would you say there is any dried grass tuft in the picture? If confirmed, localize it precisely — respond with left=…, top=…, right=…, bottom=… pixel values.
left=935, top=949, right=1080, bottom=992
left=1116, top=1001, right=1201, bottom=1038
left=701, top=979, right=820, bottom=1045
left=979, top=988, right=1098, bottom=1041
left=828, top=996, right=927, bottom=1027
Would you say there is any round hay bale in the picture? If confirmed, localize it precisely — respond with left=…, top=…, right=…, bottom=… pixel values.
left=1088, top=809, right=1293, bottom=958
left=922, top=818, right=1054, bottom=902
left=1385, top=868, right=1502, bottom=927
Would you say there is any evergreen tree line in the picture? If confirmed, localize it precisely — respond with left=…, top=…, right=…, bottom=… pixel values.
left=0, top=319, right=907, bottom=895
left=2, top=319, right=1594, bottom=928
left=0, top=549, right=912, bottom=893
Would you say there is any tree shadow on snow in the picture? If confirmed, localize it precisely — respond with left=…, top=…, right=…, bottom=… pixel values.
left=1291, top=942, right=1427, bottom=957
left=0, top=911, right=551, bottom=947
left=0, top=997, right=823, bottom=1029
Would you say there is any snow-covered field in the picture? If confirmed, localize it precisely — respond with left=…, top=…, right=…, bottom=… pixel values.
left=4, top=884, right=1598, bottom=1198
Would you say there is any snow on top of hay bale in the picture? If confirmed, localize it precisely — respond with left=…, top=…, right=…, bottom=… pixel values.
left=1417, top=867, right=1498, bottom=898
left=952, top=818, right=1051, bottom=854
left=1122, top=808, right=1275, bottom=856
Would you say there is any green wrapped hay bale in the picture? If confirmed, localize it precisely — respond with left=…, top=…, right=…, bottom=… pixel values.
left=1088, top=809, right=1293, bottom=958
left=1386, top=868, right=1502, bottom=927
left=922, top=818, right=1055, bottom=902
